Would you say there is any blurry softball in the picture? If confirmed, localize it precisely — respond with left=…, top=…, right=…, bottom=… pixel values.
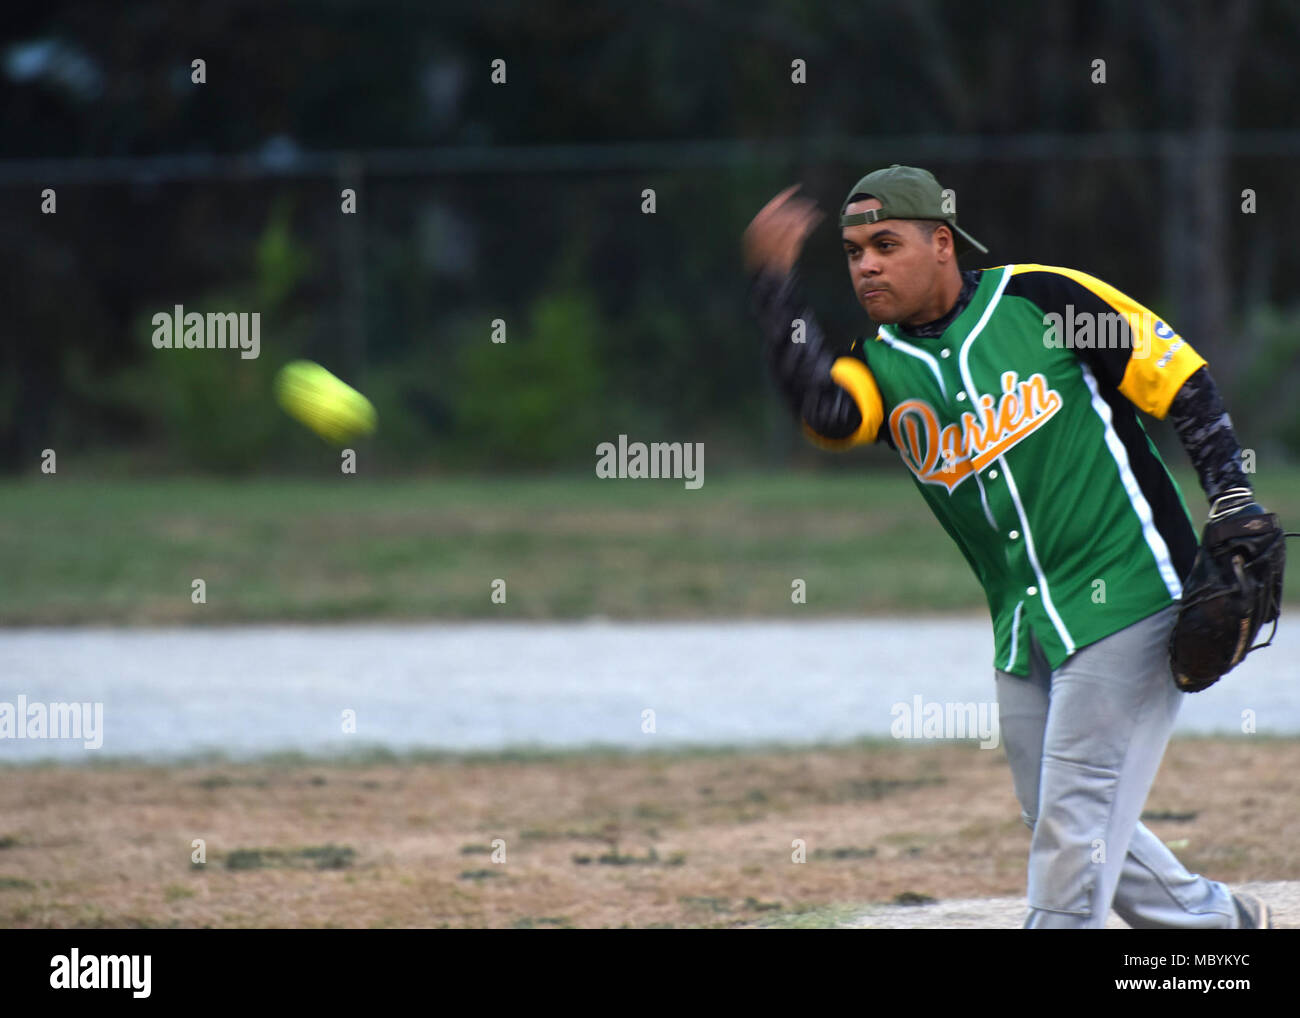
left=274, top=360, right=377, bottom=444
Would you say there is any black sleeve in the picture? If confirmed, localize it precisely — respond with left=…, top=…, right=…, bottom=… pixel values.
left=1002, top=269, right=1132, bottom=390
left=749, top=268, right=865, bottom=442
left=1166, top=366, right=1252, bottom=502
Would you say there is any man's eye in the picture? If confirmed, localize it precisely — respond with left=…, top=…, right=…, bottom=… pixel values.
left=878, top=241, right=895, bottom=250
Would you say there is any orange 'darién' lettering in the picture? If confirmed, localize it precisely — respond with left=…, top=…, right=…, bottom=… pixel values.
left=888, top=372, right=1061, bottom=491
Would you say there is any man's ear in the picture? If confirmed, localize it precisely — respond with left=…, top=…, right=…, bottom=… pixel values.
left=935, top=223, right=956, bottom=262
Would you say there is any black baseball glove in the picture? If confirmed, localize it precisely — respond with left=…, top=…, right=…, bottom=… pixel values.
left=1169, top=488, right=1292, bottom=692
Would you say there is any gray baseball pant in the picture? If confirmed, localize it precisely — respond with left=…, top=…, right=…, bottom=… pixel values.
left=994, top=603, right=1240, bottom=929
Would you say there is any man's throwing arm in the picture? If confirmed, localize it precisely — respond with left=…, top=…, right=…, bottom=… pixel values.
left=749, top=267, right=885, bottom=450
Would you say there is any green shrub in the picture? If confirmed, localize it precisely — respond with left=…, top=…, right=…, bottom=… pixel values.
left=452, top=290, right=607, bottom=467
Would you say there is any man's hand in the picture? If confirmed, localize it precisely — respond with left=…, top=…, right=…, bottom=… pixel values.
left=742, top=184, right=824, bottom=275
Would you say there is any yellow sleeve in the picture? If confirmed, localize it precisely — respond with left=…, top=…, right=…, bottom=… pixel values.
left=1008, top=264, right=1208, bottom=420
left=1099, top=283, right=1207, bottom=420
left=801, top=357, right=885, bottom=449
left=1119, top=320, right=1207, bottom=420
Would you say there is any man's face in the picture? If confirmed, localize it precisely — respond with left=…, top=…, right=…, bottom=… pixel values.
left=841, top=198, right=951, bottom=325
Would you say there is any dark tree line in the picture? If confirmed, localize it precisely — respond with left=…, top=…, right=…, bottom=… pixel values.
left=3, top=0, right=1298, bottom=473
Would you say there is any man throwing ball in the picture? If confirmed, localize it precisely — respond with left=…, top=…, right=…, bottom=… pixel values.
left=745, top=165, right=1283, bottom=929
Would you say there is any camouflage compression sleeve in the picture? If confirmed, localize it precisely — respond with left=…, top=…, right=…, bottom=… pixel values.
left=749, top=268, right=862, bottom=441
left=1166, top=365, right=1252, bottom=502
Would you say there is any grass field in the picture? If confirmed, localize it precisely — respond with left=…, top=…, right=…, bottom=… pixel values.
left=3, top=468, right=1298, bottom=625
left=1, top=737, right=1296, bottom=928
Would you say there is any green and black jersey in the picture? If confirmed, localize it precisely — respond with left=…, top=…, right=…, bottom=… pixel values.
left=766, top=264, right=1213, bottom=676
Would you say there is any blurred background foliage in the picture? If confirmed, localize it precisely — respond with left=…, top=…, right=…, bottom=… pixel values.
left=2, top=0, right=1298, bottom=475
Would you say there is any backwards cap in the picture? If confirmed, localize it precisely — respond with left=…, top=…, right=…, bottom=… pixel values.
left=840, top=164, right=987, bottom=256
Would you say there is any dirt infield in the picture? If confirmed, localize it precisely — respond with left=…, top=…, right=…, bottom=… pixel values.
left=1, top=737, right=1297, bottom=928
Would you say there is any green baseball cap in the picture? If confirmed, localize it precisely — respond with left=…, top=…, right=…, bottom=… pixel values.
left=839, top=164, right=987, bottom=257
